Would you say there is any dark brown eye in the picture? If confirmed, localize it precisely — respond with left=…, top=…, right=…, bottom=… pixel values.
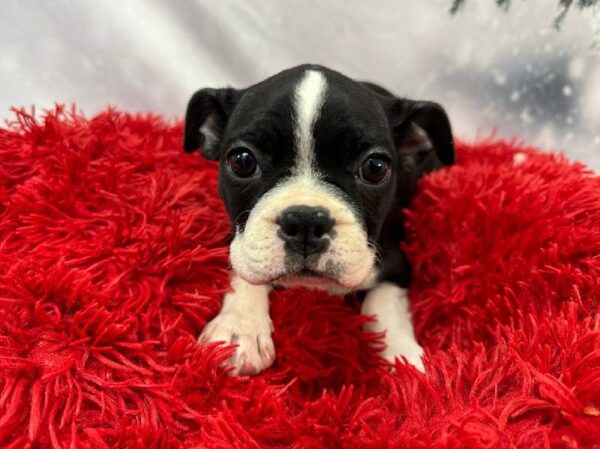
left=227, top=148, right=258, bottom=177
left=359, top=155, right=391, bottom=184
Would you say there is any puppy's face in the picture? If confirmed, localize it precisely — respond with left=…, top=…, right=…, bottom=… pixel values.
left=184, top=65, right=453, bottom=291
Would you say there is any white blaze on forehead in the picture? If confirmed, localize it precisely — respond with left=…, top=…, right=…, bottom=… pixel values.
left=293, top=70, right=327, bottom=176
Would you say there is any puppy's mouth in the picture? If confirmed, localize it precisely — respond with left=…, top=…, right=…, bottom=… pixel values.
left=274, top=267, right=335, bottom=283
left=297, top=268, right=325, bottom=277
left=273, top=269, right=344, bottom=290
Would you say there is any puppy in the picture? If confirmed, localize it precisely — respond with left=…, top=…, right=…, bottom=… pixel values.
left=184, top=65, right=453, bottom=375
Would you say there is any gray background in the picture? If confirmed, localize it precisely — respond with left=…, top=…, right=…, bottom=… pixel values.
left=1, top=0, right=599, bottom=169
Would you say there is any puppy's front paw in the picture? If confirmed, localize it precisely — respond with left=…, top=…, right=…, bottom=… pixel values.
left=199, top=312, right=275, bottom=375
left=382, top=338, right=424, bottom=372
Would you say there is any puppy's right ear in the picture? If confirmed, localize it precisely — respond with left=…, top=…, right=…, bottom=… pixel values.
left=183, top=87, right=240, bottom=159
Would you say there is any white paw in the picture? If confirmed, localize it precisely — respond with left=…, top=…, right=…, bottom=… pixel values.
left=361, top=283, right=425, bottom=373
left=382, top=338, right=425, bottom=372
left=199, top=312, right=275, bottom=375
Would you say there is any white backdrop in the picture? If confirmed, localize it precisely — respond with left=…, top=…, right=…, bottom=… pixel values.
left=1, top=0, right=599, bottom=169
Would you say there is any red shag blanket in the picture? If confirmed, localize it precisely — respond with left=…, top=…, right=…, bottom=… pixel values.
left=1, top=107, right=599, bottom=449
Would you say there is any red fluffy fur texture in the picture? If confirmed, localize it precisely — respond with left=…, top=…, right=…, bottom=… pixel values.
left=0, top=106, right=599, bottom=448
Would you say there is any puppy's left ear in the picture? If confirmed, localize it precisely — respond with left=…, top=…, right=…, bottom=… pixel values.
left=386, top=99, right=455, bottom=174
left=183, top=87, right=241, bottom=159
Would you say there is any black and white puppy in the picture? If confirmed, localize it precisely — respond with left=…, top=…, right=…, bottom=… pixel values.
left=184, top=64, right=453, bottom=375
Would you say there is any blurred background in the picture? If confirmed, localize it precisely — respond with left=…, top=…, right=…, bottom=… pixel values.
left=1, top=0, right=598, bottom=169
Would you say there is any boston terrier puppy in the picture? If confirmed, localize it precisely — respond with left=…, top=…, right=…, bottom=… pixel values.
left=184, top=64, right=453, bottom=375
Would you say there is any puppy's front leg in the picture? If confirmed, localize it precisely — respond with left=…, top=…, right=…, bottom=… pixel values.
left=199, top=274, right=275, bottom=375
left=362, top=282, right=424, bottom=372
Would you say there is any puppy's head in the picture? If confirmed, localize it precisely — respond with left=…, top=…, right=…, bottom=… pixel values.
left=184, top=65, right=453, bottom=292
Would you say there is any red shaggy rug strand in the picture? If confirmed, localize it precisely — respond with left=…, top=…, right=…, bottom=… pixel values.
left=1, top=106, right=599, bottom=449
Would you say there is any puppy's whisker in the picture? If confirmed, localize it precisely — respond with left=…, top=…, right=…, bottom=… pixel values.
left=232, top=209, right=253, bottom=230
left=367, top=239, right=384, bottom=266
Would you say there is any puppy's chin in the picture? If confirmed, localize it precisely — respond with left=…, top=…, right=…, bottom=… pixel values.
left=272, top=272, right=362, bottom=295
left=234, top=265, right=378, bottom=295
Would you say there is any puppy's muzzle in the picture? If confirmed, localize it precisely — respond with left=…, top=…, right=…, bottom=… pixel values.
left=276, top=205, right=335, bottom=257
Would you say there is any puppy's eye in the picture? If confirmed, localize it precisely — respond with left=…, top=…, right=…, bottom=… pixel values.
left=227, top=148, right=258, bottom=177
left=359, top=155, right=391, bottom=184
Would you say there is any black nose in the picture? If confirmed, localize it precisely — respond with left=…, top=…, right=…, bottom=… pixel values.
left=277, top=206, right=335, bottom=256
